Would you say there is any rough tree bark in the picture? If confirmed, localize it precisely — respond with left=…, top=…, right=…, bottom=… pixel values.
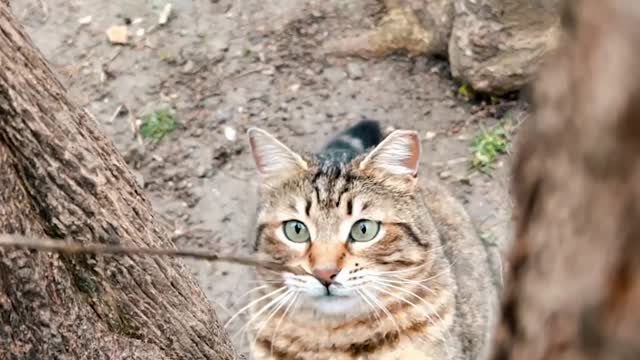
left=0, top=3, right=237, bottom=359
left=494, top=0, right=640, bottom=359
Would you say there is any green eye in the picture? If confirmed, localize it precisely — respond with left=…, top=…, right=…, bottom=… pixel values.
left=349, top=220, right=380, bottom=242
left=283, top=220, right=311, bottom=243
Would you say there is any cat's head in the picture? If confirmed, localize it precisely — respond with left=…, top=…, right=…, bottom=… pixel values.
left=248, top=127, right=433, bottom=315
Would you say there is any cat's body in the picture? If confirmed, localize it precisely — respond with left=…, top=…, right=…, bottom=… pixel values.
left=245, top=121, right=499, bottom=360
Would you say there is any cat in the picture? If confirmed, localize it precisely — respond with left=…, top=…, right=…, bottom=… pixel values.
left=244, top=120, right=499, bottom=360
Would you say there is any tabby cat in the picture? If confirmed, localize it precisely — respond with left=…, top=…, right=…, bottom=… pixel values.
left=244, top=120, right=498, bottom=360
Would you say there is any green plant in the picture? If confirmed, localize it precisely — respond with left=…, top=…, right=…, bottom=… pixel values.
left=458, top=83, right=476, bottom=101
left=470, top=123, right=509, bottom=172
left=140, top=109, right=178, bottom=140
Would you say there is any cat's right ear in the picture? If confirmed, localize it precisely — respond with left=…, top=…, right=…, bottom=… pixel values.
left=247, top=127, right=308, bottom=183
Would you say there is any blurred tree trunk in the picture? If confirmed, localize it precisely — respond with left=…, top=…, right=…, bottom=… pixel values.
left=494, top=0, right=640, bottom=359
left=0, top=2, right=237, bottom=359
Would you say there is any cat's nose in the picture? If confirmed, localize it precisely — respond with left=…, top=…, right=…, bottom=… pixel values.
left=312, top=267, right=339, bottom=287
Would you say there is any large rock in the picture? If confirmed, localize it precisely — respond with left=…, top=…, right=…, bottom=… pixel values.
left=449, top=0, right=561, bottom=95
left=322, top=0, right=454, bottom=58
left=321, top=0, right=561, bottom=95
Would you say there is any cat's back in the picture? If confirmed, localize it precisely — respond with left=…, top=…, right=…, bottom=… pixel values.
left=418, top=178, right=500, bottom=359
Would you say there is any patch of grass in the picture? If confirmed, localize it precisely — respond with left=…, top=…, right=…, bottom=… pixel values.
left=470, top=123, right=510, bottom=172
left=458, top=83, right=476, bottom=101
left=140, top=109, right=178, bottom=140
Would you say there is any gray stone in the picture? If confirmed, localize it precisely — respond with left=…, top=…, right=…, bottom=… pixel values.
left=346, top=62, right=364, bottom=79
left=323, top=67, right=347, bottom=83
left=196, top=165, right=208, bottom=178
left=448, top=0, right=561, bottom=95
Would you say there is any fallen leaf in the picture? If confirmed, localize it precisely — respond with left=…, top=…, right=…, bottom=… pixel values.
left=106, top=25, right=128, bottom=44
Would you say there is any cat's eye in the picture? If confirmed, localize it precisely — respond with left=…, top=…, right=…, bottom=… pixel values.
left=349, top=220, right=380, bottom=242
left=283, top=220, right=311, bottom=243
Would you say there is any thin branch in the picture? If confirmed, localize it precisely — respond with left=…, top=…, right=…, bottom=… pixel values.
left=0, top=234, right=308, bottom=275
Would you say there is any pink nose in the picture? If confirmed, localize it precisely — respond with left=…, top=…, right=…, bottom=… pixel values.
left=312, top=268, right=339, bottom=287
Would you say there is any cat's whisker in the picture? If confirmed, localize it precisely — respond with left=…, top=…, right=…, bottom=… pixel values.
left=245, top=279, right=284, bottom=284
left=370, top=279, right=447, bottom=328
left=234, top=288, right=293, bottom=340
left=238, top=284, right=271, bottom=298
left=368, top=275, right=437, bottom=295
left=369, top=283, right=452, bottom=359
left=370, top=279, right=454, bottom=358
left=224, top=286, right=286, bottom=328
left=270, top=291, right=300, bottom=357
left=252, top=289, right=296, bottom=350
left=385, top=264, right=452, bottom=284
left=370, top=262, right=430, bottom=275
left=355, top=289, right=384, bottom=327
left=361, top=287, right=402, bottom=336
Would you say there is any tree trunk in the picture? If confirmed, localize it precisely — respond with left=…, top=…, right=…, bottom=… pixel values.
left=0, top=3, right=237, bottom=359
left=494, top=0, right=640, bottom=359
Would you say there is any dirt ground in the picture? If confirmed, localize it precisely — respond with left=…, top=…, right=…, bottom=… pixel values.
left=16, top=0, right=516, bottom=356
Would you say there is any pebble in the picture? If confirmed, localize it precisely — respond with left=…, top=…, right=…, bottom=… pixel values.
left=425, top=131, right=437, bottom=140
left=78, top=16, right=92, bottom=25
left=289, top=83, right=301, bottom=92
left=133, top=171, right=145, bottom=188
left=347, top=62, right=364, bottom=79
left=438, top=171, right=452, bottom=180
left=323, top=67, right=347, bottom=83
left=158, top=3, right=173, bottom=25
left=196, top=165, right=208, bottom=178
left=215, top=109, right=232, bottom=123
left=182, top=60, right=195, bottom=73
left=106, top=25, right=128, bottom=44
left=224, top=126, right=237, bottom=141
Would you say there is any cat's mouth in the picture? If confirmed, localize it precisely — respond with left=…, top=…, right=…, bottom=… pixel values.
left=316, top=285, right=349, bottom=298
left=309, top=283, right=366, bottom=312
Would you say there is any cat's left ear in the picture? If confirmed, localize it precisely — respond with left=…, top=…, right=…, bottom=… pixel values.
left=359, top=130, right=421, bottom=177
left=247, top=127, right=308, bottom=182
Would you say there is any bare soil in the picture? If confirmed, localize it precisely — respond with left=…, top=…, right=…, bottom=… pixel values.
left=15, top=0, right=516, bottom=356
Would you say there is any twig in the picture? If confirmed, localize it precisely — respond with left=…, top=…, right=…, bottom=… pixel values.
left=0, top=234, right=307, bottom=275
left=107, top=104, right=124, bottom=123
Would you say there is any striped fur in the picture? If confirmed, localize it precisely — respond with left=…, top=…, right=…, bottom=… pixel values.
left=246, top=121, right=499, bottom=360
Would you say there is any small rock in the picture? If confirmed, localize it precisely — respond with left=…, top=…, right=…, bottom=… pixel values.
left=133, top=171, right=145, bottom=188
left=182, top=60, right=195, bottom=73
left=158, top=3, right=173, bottom=25
left=215, top=109, right=232, bottom=123
left=289, top=83, right=301, bottom=92
left=224, top=126, right=237, bottom=141
left=173, top=227, right=186, bottom=237
left=196, top=165, right=208, bottom=178
left=346, top=62, right=363, bottom=79
left=209, top=38, right=229, bottom=53
left=438, top=171, right=452, bottom=180
left=78, top=16, right=92, bottom=25
left=136, top=28, right=145, bottom=37
left=106, top=25, right=128, bottom=44
left=323, top=67, right=347, bottom=83
left=261, top=67, right=275, bottom=76
left=132, top=17, right=144, bottom=25
left=425, top=131, right=437, bottom=140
